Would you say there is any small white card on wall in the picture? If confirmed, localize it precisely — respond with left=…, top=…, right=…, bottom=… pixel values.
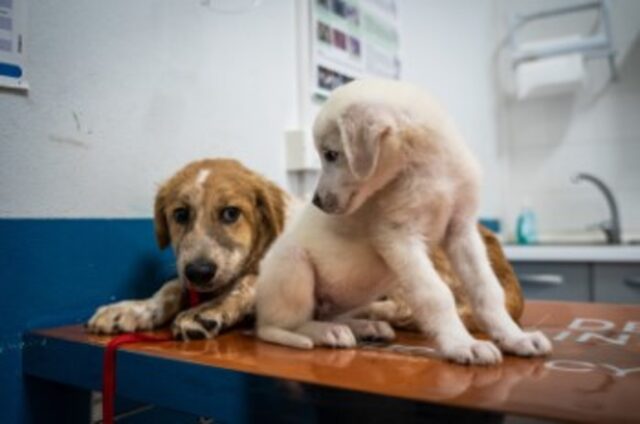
left=0, top=0, right=28, bottom=90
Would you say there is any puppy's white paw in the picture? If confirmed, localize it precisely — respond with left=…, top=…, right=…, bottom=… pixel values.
left=496, top=331, right=552, bottom=357
left=344, top=319, right=396, bottom=342
left=172, top=308, right=224, bottom=341
left=439, top=339, right=503, bottom=366
left=306, top=323, right=357, bottom=348
left=87, top=300, right=157, bottom=334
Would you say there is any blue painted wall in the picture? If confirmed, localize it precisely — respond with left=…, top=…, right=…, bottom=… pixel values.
left=0, top=219, right=178, bottom=423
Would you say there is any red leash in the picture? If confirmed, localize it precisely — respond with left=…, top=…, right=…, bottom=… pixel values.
left=101, top=288, right=200, bottom=424
left=102, top=333, right=172, bottom=423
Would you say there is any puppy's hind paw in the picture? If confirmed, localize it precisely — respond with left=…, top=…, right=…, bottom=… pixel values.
left=324, top=325, right=357, bottom=348
left=299, top=322, right=357, bottom=348
left=496, top=331, right=552, bottom=357
left=343, top=319, right=396, bottom=342
left=256, top=326, right=314, bottom=350
left=439, top=339, right=503, bottom=366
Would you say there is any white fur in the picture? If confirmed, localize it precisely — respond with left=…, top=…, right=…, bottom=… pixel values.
left=256, top=79, right=551, bottom=365
left=88, top=279, right=182, bottom=333
left=195, top=169, right=210, bottom=186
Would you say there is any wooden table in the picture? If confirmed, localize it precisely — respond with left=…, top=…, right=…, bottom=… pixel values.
left=23, top=301, right=640, bottom=423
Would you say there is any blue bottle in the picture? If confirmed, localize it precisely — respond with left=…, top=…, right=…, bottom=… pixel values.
left=516, top=198, right=538, bottom=245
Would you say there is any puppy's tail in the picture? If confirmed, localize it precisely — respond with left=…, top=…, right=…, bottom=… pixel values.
left=257, top=326, right=314, bottom=350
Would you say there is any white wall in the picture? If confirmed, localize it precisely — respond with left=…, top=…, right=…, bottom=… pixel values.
left=0, top=0, right=296, bottom=217
left=1, top=0, right=502, bottom=222
left=498, top=0, right=640, bottom=240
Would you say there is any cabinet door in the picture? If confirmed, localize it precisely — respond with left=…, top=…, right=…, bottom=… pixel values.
left=511, top=262, right=591, bottom=302
left=593, top=263, right=640, bottom=304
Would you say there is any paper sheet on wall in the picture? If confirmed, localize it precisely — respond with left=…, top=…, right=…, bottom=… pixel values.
left=311, top=0, right=400, bottom=97
left=0, top=0, right=28, bottom=90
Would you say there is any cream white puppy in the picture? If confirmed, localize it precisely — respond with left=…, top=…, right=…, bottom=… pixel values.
left=256, top=79, right=551, bottom=365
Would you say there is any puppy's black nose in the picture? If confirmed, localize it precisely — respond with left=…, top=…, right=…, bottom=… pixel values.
left=185, top=260, right=217, bottom=285
left=312, top=193, right=323, bottom=209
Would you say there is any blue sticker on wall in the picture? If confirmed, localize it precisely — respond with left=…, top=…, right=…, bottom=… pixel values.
left=0, top=62, right=22, bottom=78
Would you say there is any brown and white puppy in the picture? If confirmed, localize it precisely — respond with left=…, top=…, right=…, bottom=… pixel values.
left=87, top=159, right=288, bottom=340
left=256, top=79, right=551, bottom=365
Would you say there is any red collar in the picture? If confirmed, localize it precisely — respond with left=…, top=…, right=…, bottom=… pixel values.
left=187, top=287, right=201, bottom=308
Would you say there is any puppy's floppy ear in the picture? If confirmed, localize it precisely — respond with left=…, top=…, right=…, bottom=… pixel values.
left=255, top=182, right=285, bottom=242
left=244, top=182, right=285, bottom=274
left=154, top=184, right=171, bottom=249
left=337, top=103, right=395, bottom=180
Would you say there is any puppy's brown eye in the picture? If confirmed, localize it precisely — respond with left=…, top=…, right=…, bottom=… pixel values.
left=323, top=150, right=339, bottom=163
left=173, top=207, right=190, bottom=224
left=220, top=206, right=240, bottom=224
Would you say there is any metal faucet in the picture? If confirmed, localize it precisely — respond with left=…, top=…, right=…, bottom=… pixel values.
left=571, top=173, right=622, bottom=244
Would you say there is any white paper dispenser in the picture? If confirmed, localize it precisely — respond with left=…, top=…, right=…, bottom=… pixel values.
left=506, top=0, right=617, bottom=99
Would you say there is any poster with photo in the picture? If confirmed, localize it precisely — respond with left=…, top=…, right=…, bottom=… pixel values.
left=0, top=0, right=27, bottom=90
left=311, top=0, right=400, bottom=97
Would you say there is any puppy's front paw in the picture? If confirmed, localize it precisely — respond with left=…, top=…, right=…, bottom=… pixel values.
left=172, top=308, right=224, bottom=341
left=495, top=331, right=552, bottom=357
left=439, top=339, right=503, bottom=366
left=87, top=300, right=157, bottom=334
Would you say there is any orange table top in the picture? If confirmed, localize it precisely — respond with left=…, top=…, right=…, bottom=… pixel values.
left=34, top=301, right=640, bottom=423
